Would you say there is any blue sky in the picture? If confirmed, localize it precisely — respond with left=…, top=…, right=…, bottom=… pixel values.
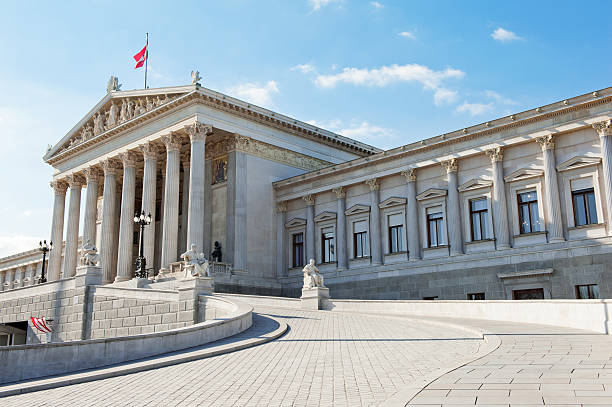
left=1, top=0, right=611, bottom=256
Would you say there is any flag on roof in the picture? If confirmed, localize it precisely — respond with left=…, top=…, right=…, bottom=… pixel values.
left=133, top=40, right=148, bottom=69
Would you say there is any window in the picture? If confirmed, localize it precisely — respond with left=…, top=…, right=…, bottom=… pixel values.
left=467, top=292, right=485, bottom=300
left=292, top=233, right=304, bottom=268
left=469, top=198, right=489, bottom=241
left=388, top=213, right=405, bottom=253
left=517, top=191, right=540, bottom=234
left=427, top=208, right=444, bottom=247
left=423, top=296, right=438, bottom=300
left=321, top=227, right=335, bottom=263
left=512, top=288, right=544, bottom=300
left=572, top=188, right=598, bottom=226
left=353, top=220, right=368, bottom=258
left=576, top=284, right=599, bottom=299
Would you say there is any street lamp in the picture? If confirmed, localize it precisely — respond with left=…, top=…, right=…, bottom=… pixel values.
left=39, top=240, right=53, bottom=284
left=134, top=211, right=152, bottom=279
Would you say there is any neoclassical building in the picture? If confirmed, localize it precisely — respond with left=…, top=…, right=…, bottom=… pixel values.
left=1, top=81, right=612, bottom=300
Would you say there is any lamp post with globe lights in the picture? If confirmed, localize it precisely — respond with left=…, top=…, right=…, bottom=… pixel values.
left=134, top=211, right=152, bottom=278
left=39, top=240, right=53, bottom=284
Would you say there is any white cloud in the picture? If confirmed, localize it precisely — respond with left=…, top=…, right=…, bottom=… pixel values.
left=0, top=235, right=39, bottom=258
left=370, top=1, right=384, bottom=9
left=491, top=27, right=522, bottom=42
left=456, top=102, right=494, bottom=116
left=291, top=63, right=316, bottom=74
left=314, top=63, right=464, bottom=105
left=434, top=88, right=458, bottom=106
left=398, top=31, right=416, bottom=40
left=485, top=90, right=517, bottom=105
left=227, top=81, right=279, bottom=107
left=306, top=119, right=399, bottom=149
left=308, top=0, right=341, bottom=11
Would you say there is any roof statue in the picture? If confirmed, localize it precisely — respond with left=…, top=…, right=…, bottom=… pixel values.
left=106, top=75, right=122, bottom=93
left=191, top=70, right=202, bottom=86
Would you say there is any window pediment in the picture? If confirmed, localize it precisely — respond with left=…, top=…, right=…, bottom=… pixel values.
left=314, top=211, right=337, bottom=222
left=504, top=168, right=544, bottom=183
left=416, top=188, right=447, bottom=201
left=285, top=217, right=306, bottom=228
left=556, top=156, right=601, bottom=172
left=458, top=178, right=493, bottom=192
left=345, top=204, right=370, bottom=216
left=378, top=197, right=407, bottom=209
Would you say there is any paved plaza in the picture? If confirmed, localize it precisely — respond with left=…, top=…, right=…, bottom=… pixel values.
left=2, top=306, right=612, bottom=406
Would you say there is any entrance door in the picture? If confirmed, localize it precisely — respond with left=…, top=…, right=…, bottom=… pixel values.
left=512, top=288, right=545, bottom=300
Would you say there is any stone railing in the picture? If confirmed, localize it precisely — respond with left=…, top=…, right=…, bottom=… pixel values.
left=210, top=262, right=232, bottom=275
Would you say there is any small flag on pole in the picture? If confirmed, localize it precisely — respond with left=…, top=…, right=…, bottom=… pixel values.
left=133, top=40, right=148, bottom=69
left=31, top=316, right=53, bottom=333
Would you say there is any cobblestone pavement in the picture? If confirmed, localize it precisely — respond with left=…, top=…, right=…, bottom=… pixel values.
left=407, top=318, right=612, bottom=407
left=2, top=306, right=483, bottom=407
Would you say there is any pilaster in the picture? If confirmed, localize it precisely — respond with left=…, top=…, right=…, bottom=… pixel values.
left=401, top=169, right=421, bottom=260
left=276, top=201, right=287, bottom=278
left=366, top=178, right=382, bottom=264
left=303, top=194, right=316, bottom=263
left=593, top=120, right=612, bottom=235
left=536, top=134, right=564, bottom=242
left=485, top=148, right=511, bottom=249
left=442, top=159, right=463, bottom=255
left=333, top=187, right=348, bottom=270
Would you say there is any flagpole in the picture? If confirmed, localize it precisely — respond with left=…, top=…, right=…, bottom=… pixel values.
left=144, top=33, right=148, bottom=89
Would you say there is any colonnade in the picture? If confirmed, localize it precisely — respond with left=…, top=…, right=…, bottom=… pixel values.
left=45, top=122, right=214, bottom=283
left=276, top=123, right=612, bottom=276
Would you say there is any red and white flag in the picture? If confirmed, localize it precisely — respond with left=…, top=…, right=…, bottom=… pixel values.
left=133, top=40, right=148, bottom=69
left=31, top=316, right=52, bottom=333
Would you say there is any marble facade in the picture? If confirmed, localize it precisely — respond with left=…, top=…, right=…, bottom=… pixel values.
left=1, top=83, right=612, bottom=301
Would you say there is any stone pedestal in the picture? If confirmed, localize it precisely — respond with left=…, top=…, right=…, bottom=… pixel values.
left=177, top=277, right=214, bottom=325
left=74, top=265, right=102, bottom=287
left=73, top=265, right=102, bottom=341
left=125, top=277, right=149, bottom=288
left=300, top=287, right=329, bottom=310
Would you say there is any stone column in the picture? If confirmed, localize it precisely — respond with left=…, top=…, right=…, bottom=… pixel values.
left=401, top=169, right=421, bottom=260
left=48, top=180, right=68, bottom=281
left=485, top=148, right=511, bottom=249
left=226, top=136, right=248, bottom=272
left=180, top=152, right=190, bottom=256
left=442, top=159, right=463, bottom=255
left=160, top=133, right=182, bottom=270
left=593, top=120, right=612, bottom=234
left=62, top=174, right=84, bottom=278
left=276, top=201, right=287, bottom=278
left=333, top=187, right=348, bottom=270
left=100, top=159, right=121, bottom=284
left=536, top=135, right=564, bottom=242
left=185, top=123, right=211, bottom=253
left=82, top=167, right=101, bottom=245
left=365, top=178, right=382, bottom=264
left=304, top=195, right=316, bottom=263
left=140, top=142, right=159, bottom=274
left=115, top=152, right=138, bottom=282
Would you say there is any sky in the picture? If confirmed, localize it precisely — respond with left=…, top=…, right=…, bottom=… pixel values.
left=0, top=0, right=611, bottom=257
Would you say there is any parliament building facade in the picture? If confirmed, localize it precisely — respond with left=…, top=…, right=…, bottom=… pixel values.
left=1, top=82, right=612, bottom=301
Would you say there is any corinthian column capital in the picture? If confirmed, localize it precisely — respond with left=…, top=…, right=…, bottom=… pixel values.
left=400, top=168, right=416, bottom=182
left=184, top=122, right=213, bottom=142
left=365, top=178, right=379, bottom=191
left=119, top=151, right=139, bottom=168
left=276, top=201, right=287, bottom=213
left=50, top=179, right=68, bottom=194
left=535, top=134, right=555, bottom=151
left=66, top=173, right=85, bottom=188
left=303, top=194, right=315, bottom=206
left=102, top=158, right=122, bottom=175
left=332, top=186, right=346, bottom=198
left=593, top=119, right=612, bottom=138
left=161, top=132, right=183, bottom=152
left=441, top=158, right=458, bottom=173
left=83, top=167, right=102, bottom=183
left=139, top=141, right=161, bottom=160
left=485, top=147, right=503, bottom=162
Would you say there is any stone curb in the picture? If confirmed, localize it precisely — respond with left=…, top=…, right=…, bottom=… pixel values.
left=0, top=315, right=288, bottom=398
left=379, top=317, right=502, bottom=407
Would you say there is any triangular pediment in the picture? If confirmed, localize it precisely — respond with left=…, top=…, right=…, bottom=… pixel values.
left=345, top=204, right=370, bottom=216
left=314, top=211, right=337, bottom=223
left=504, top=168, right=544, bottom=183
left=556, top=156, right=601, bottom=172
left=45, top=86, right=195, bottom=160
left=285, top=217, right=306, bottom=228
left=378, top=197, right=407, bottom=209
left=416, top=188, right=447, bottom=201
left=458, top=178, right=493, bottom=192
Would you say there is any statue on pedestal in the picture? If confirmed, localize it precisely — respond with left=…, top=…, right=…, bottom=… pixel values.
left=79, top=240, right=100, bottom=266
left=211, top=241, right=222, bottom=262
left=191, top=70, right=202, bottom=85
left=302, top=259, right=325, bottom=289
left=181, top=244, right=209, bottom=278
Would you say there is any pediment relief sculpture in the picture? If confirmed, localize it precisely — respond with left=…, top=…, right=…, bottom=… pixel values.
left=458, top=178, right=493, bottom=192
left=556, top=156, right=601, bottom=172
left=504, top=167, right=544, bottom=183
left=416, top=188, right=447, bottom=201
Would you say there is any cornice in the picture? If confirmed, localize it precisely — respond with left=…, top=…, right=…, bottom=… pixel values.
left=273, top=87, right=612, bottom=190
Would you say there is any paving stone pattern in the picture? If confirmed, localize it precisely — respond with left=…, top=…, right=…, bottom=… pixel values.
left=2, top=306, right=482, bottom=407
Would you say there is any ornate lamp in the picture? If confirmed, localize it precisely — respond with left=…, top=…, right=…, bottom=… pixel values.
left=39, top=240, right=53, bottom=284
left=134, top=211, right=152, bottom=278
